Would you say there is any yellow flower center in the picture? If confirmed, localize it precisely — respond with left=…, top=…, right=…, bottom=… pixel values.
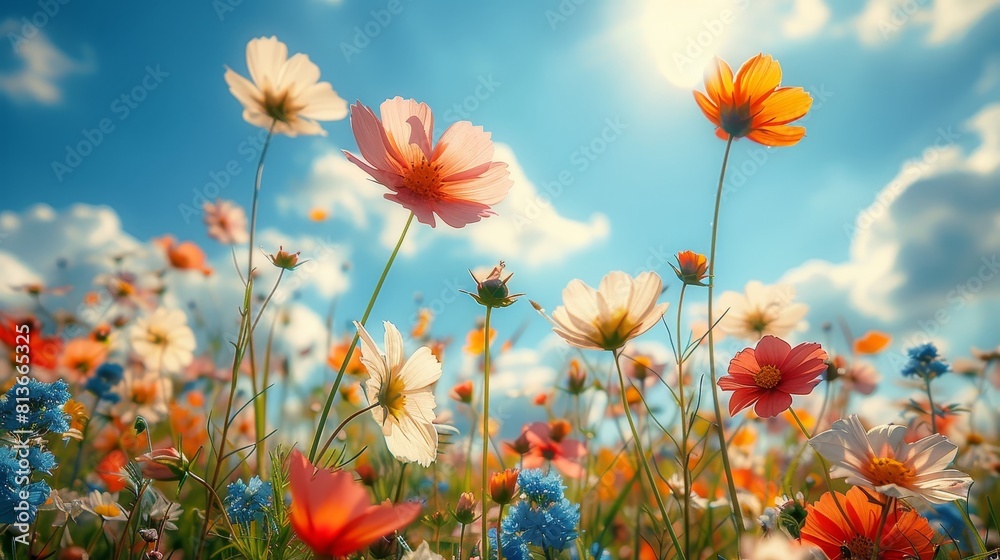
left=403, top=158, right=444, bottom=199
left=133, top=382, right=157, bottom=405
left=745, top=310, right=770, bottom=334
left=966, top=432, right=984, bottom=446
left=869, top=457, right=915, bottom=486
left=261, top=86, right=303, bottom=124
left=753, top=365, right=782, bottom=389
left=147, top=327, right=167, bottom=346
left=595, top=308, right=635, bottom=351
left=846, top=535, right=875, bottom=560
left=379, top=375, right=407, bottom=421
left=94, top=503, right=122, bottom=518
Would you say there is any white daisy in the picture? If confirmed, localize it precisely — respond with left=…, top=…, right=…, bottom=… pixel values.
left=81, top=490, right=128, bottom=522
left=809, top=414, right=973, bottom=505
left=130, top=308, right=196, bottom=375
left=355, top=321, right=442, bottom=467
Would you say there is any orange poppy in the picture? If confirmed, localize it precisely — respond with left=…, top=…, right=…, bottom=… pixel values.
left=288, top=450, right=421, bottom=557
left=694, top=54, right=812, bottom=146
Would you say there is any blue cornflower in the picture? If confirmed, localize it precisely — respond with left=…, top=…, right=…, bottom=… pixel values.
left=224, top=476, right=273, bottom=525
left=84, top=362, right=124, bottom=403
left=901, top=343, right=950, bottom=379
left=0, top=379, right=70, bottom=434
left=488, top=527, right=531, bottom=560
left=517, top=468, right=565, bottom=506
left=497, top=469, right=580, bottom=554
left=0, top=446, right=51, bottom=525
left=569, top=543, right=612, bottom=560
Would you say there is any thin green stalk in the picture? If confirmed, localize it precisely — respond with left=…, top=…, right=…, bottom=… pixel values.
left=245, top=121, right=276, bottom=278
left=675, top=283, right=691, bottom=560
left=925, top=375, right=938, bottom=433
left=613, top=351, right=684, bottom=560
left=394, top=463, right=408, bottom=504
left=309, top=212, right=415, bottom=462
left=496, top=503, right=505, bottom=560
left=318, top=402, right=380, bottom=466
left=481, top=305, right=494, bottom=560
left=704, top=135, right=745, bottom=537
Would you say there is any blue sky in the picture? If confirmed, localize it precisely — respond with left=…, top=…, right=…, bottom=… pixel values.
left=2, top=0, right=1000, bottom=425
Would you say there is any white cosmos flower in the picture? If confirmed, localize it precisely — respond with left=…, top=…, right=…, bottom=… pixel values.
left=355, top=320, right=442, bottom=467
left=82, top=490, right=128, bottom=522
left=403, top=541, right=445, bottom=560
left=716, top=280, right=808, bottom=341
left=129, top=308, right=195, bottom=375
left=224, top=36, right=347, bottom=137
left=548, top=271, right=668, bottom=351
left=809, top=415, right=973, bottom=505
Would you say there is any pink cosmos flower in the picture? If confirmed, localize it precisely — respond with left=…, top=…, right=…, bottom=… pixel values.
left=202, top=199, right=249, bottom=245
left=343, top=97, right=512, bottom=228
left=718, top=335, right=828, bottom=418
left=520, top=421, right=586, bottom=479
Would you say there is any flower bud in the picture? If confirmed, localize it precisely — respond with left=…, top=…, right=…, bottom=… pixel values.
left=566, top=359, right=587, bottom=395
left=355, top=463, right=377, bottom=487
left=135, top=448, right=188, bottom=481
left=670, top=250, right=709, bottom=286
left=267, top=246, right=304, bottom=270
left=454, top=492, right=478, bottom=525
left=462, top=261, right=522, bottom=308
left=449, top=380, right=474, bottom=404
left=489, top=468, right=519, bottom=505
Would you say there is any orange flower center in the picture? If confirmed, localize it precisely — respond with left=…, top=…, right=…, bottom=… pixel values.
left=966, top=432, right=984, bottom=446
left=846, top=535, right=875, bottom=560
left=869, top=457, right=915, bottom=486
left=379, top=375, right=407, bottom=421
left=403, top=158, right=444, bottom=199
left=133, top=382, right=157, bottom=405
left=94, top=502, right=122, bottom=518
left=753, top=365, right=781, bottom=389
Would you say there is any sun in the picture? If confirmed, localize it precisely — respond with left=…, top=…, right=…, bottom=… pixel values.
left=639, top=0, right=746, bottom=88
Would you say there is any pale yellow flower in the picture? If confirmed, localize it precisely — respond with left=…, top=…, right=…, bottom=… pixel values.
left=549, top=271, right=668, bottom=351
left=224, top=36, right=347, bottom=136
left=356, top=320, right=442, bottom=467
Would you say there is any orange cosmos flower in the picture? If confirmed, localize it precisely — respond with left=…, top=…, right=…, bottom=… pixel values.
left=854, top=330, right=892, bottom=354
left=464, top=324, right=496, bottom=355
left=343, top=97, right=513, bottom=228
left=694, top=54, right=812, bottom=146
left=308, top=207, right=329, bottom=222
left=411, top=308, right=433, bottom=339
left=59, top=338, right=108, bottom=381
left=718, top=335, right=828, bottom=418
left=153, top=236, right=213, bottom=276
left=327, top=338, right=366, bottom=376
left=449, top=380, right=474, bottom=404
left=489, top=468, right=520, bottom=505
left=288, top=450, right=421, bottom=557
left=800, top=487, right=937, bottom=560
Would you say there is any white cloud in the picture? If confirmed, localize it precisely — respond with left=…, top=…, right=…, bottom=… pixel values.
left=779, top=102, right=1000, bottom=350
left=854, top=0, right=1000, bottom=45
left=279, top=142, right=610, bottom=266
left=782, top=0, right=831, bottom=39
left=0, top=20, right=93, bottom=104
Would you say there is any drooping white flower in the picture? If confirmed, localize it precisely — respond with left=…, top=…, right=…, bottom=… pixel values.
left=356, top=321, right=442, bottom=467
left=224, top=36, right=347, bottom=136
left=809, top=415, right=973, bottom=505
left=548, top=271, right=669, bottom=351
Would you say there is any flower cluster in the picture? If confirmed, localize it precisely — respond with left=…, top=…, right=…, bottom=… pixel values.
left=491, top=469, right=580, bottom=559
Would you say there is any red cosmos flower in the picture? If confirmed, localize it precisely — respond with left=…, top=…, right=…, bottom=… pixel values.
left=718, top=335, right=828, bottom=418
left=520, top=421, right=586, bottom=479
left=96, top=449, right=129, bottom=492
left=288, top=450, right=421, bottom=557
left=343, top=97, right=513, bottom=228
left=0, top=316, right=62, bottom=370
left=800, top=487, right=937, bottom=560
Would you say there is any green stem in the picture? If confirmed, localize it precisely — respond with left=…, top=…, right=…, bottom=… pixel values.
left=496, top=503, right=505, bottom=560
left=613, top=351, right=684, bottom=560
left=245, top=121, right=275, bottom=279
left=675, top=283, right=691, bottom=560
left=394, top=463, right=408, bottom=504
left=705, top=135, right=745, bottom=537
left=481, top=305, right=494, bottom=560
left=309, top=211, right=415, bottom=462
left=925, top=375, right=938, bottom=433
left=318, top=402, right=380, bottom=466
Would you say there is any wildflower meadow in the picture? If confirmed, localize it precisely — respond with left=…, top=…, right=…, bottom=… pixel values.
left=2, top=3, right=999, bottom=559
